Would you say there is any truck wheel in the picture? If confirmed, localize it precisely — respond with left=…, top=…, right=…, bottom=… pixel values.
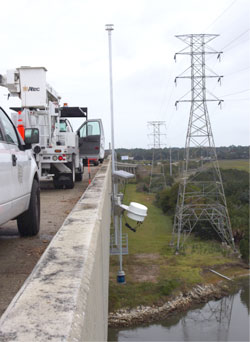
left=53, top=177, right=63, bottom=189
left=75, top=164, right=83, bottom=182
left=17, top=179, right=40, bottom=236
left=66, top=160, right=75, bottom=189
left=75, top=171, right=83, bottom=182
left=99, top=158, right=104, bottom=164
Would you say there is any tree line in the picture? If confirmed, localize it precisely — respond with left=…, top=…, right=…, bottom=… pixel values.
left=116, top=145, right=249, bottom=161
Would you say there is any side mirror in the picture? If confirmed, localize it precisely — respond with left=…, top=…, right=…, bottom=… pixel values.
left=24, top=128, right=39, bottom=144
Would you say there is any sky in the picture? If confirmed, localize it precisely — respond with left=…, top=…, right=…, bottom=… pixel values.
left=0, top=0, right=249, bottom=149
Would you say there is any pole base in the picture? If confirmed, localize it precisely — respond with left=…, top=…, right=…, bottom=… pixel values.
left=117, top=270, right=126, bottom=284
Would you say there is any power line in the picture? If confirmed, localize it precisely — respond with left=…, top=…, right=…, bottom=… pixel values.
left=226, top=66, right=250, bottom=77
left=222, top=29, right=250, bottom=50
left=222, top=89, right=250, bottom=97
left=158, top=68, right=175, bottom=119
left=224, top=98, right=250, bottom=101
left=203, top=0, right=237, bottom=31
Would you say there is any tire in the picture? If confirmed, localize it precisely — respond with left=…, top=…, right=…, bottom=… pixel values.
left=75, top=164, right=83, bottom=182
left=17, top=179, right=40, bottom=236
left=66, top=159, right=75, bottom=189
left=53, top=170, right=63, bottom=189
left=99, top=158, right=104, bottom=164
left=75, top=171, right=83, bottom=182
left=53, top=177, right=63, bottom=189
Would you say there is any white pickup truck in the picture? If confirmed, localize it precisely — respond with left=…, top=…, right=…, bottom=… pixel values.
left=0, top=107, right=40, bottom=236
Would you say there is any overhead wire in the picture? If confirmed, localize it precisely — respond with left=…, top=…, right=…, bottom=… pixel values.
left=202, top=0, right=238, bottom=31
left=222, top=29, right=250, bottom=51
left=224, top=98, right=250, bottom=102
left=225, top=66, right=250, bottom=77
left=157, top=67, right=176, bottom=120
left=156, top=0, right=248, bottom=148
left=157, top=37, right=190, bottom=122
left=165, top=1, right=240, bottom=146
left=221, top=89, right=250, bottom=97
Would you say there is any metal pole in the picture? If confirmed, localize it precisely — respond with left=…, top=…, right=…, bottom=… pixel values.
left=106, top=24, right=125, bottom=283
left=106, top=24, right=118, bottom=243
left=117, top=212, right=125, bottom=283
left=119, top=214, right=123, bottom=271
left=105, top=24, right=116, bottom=177
left=106, top=24, right=117, bottom=217
left=170, top=146, right=172, bottom=176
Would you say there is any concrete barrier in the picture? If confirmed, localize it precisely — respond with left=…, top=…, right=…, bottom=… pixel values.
left=0, top=160, right=111, bottom=342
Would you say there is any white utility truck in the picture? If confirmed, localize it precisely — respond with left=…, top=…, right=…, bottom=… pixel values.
left=0, top=66, right=87, bottom=189
left=0, top=106, right=40, bottom=236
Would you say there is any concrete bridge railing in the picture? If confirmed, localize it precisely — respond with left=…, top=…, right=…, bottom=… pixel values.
left=0, top=160, right=111, bottom=342
left=116, top=162, right=138, bottom=175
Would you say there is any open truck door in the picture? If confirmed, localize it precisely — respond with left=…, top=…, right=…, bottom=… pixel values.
left=77, top=119, right=105, bottom=166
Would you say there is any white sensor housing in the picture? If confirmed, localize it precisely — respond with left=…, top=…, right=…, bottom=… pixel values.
left=120, top=202, right=148, bottom=222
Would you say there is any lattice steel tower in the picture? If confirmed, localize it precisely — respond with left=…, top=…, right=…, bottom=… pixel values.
left=148, top=121, right=166, bottom=193
left=172, top=34, right=235, bottom=252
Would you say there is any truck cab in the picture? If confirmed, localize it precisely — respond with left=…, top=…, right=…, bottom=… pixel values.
left=77, top=119, right=105, bottom=166
left=57, top=118, right=76, bottom=146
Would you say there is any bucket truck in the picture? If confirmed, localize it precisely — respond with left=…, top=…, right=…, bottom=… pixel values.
left=0, top=66, right=87, bottom=189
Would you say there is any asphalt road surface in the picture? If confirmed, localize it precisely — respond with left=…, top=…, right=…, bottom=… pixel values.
left=0, top=165, right=99, bottom=317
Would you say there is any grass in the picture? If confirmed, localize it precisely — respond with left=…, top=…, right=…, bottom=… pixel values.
left=207, top=159, right=249, bottom=172
left=108, top=184, right=243, bottom=312
left=121, top=185, right=172, bottom=254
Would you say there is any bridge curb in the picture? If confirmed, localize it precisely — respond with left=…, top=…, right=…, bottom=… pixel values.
left=0, top=160, right=111, bottom=341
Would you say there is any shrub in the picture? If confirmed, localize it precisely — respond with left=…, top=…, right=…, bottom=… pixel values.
left=155, top=183, right=179, bottom=214
left=157, top=279, right=180, bottom=296
left=239, top=236, right=249, bottom=262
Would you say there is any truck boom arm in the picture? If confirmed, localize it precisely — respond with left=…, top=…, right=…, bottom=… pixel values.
left=0, top=67, right=60, bottom=107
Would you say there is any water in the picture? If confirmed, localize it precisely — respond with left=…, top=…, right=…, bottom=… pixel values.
left=108, top=277, right=249, bottom=342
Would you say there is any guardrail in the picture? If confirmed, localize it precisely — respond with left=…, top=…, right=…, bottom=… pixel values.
left=0, top=159, right=111, bottom=342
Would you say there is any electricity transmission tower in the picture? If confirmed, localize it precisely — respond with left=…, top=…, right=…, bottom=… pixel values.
left=148, top=121, right=166, bottom=193
left=171, top=34, right=235, bottom=252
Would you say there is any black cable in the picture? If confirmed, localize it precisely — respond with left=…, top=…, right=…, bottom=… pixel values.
left=123, top=211, right=142, bottom=233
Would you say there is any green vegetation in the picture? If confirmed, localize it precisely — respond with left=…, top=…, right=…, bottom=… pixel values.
left=109, top=158, right=249, bottom=312
left=210, top=159, right=249, bottom=172
left=155, top=168, right=249, bottom=255
left=119, top=185, right=172, bottom=254
left=109, top=184, right=241, bottom=312
left=116, top=146, right=249, bottom=162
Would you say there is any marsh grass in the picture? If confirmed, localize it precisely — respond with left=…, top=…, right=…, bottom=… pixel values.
left=206, top=159, right=249, bottom=172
